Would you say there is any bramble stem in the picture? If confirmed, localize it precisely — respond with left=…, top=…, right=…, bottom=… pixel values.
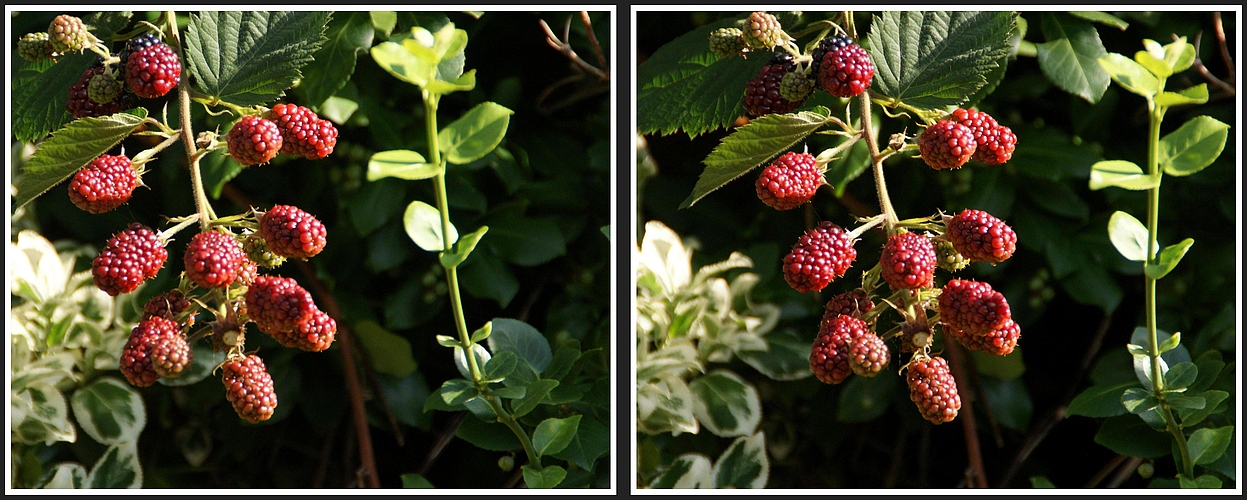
left=165, top=10, right=214, bottom=230
left=859, top=91, right=898, bottom=231
left=421, top=90, right=542, bottom=472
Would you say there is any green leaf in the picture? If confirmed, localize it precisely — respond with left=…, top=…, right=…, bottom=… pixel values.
left=1094, top=415, right=1172, bottom=458
left=1097, top=52, right=1160, bottom=98
left=549, top=416, right=609, bottom=470
left=1154, top=84, right=1209, bottom=107
left=689, top=370, right=761, bottom=437
left=456, top=416, right=522, bottom=451
left=470, top=321, right=492, bottom=343
left=1068, top=381, right=1137, bottom=418
left=1134, top=49, right=1172, bottom=79
left=532, top=415, right=581, bottom=457
left=1107, top=211, right=1150, bottom=261
left=1164, top=394, right=1205, bottom=410
left=1188, top=426, right=1234, bottom=465
left=439, top=225, right=488, bottom=269
left=1164, top=38, right=1196, bottom=73
left=298, top=12, right=374, bottom=106
left=69, top=377, right=145, bottom=445
left=737, top=330, right=817, bottom=381
left=681, top=108, right=831, bottom=208
left=367, top=150, right=438, bottom=181
left=1121, top=388, right=1158, bottom=414
left=637, top=15, right=767, bottom=138
left=1089, top=160, right=1160, bottom=191
left=1179, top=390, right=1228, bottom=427
left=1030, top=476, right=1057, bottom=488
left=200, top=146, right=246, bottom=199
left=353, top=320, right=417, bottom=377
left=483, top=351, right=517, bottom=381
left=522, top=464, right=567, bottom=489
left=184, top=11, right=331, bottom=106
left=1159, top=115, right=1230, bottom=177
left=712, top=432, right=769, bottom=488
left=487, top=318, right=552, bottom=374
left=11, top=54, right=93, bottom=143
left=86, top=441, right=142, bottom=488
left=836, top=369, right=896, bottom=423
left=867, top=11, right=1017, bottom=110
left=403, top=200, right=457, bottom=252
left=1190, top=350, right=1226, bottom=394
left=1180, top=475, right=1223, bottom=489
left=481, top=213, right=565, bottom=266
left=649, top=453, right=713, bottom=488
left=438, top=102, right=513, bottom=165
left=460, top=252, right=519, bottom=308
left=371, top=41, right=433, bottom=87
left=438, top=378, right=478, bottom=407
left=1037, top=13, right=1110, bottom=103
left=14, top=109, right=147, bottom=210
left=511, top=379, right=558, bottom=418
left=1145, top=239, right=1194, bottom=280
left=1068, top=11, right=1129, bottom=30
left=400, top=473, right=434, bottom=488
left=1023, top=178, right=1089, bottom=221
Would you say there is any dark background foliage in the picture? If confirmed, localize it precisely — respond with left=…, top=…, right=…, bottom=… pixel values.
left=13, top=10, right=611, bottom=488
left=636, top=10, right=1236, bottom=489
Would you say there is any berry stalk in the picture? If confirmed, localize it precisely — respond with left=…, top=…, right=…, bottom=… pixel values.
left=858, top=91, right=898, bottom=230
left=165, top=10, right=216, bottom=230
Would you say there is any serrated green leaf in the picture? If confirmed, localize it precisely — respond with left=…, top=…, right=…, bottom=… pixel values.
left=1153, top=84, right=1209, bottom=107
left=637, top=15, right=768, bottom=137
left=439, top=102, right=513, bottom=165
left=11, top=54, right=94, bottom=143
left=1067, top=381, right=1137, bottom=418
left=1098, top=52, right=1160, bottom=98
left=1189, top=426, right=1234, bottom=465
left=15, top=109, right=147, bottom=209
left=681, top=108, right=831, bottom=208
left=184, top=11, right=330, bottom=106
left=1068, top=11, right=1129, bottom=30
left=1089, top=160, right=1159, bottom=191
left=367, top=150, right=437, bottom=181
left=69, top=377, right=145, bottom=445
left=1145, top=239, right=1194, bottom=280
left=522, top=464, right=567, bottom=489
left=1159, top=116, right=1229, bottom=177
left=298, top=12, right=374, bottom=106
left=1038, top=13, right=1109, bottom=103
left=867, top=11, right=1016, bottom=110
left=532, top=415, right=581, bottom=457
left=403, top=200, right=457, bottom=252
left=1107, top=211, right=1150, bottom=261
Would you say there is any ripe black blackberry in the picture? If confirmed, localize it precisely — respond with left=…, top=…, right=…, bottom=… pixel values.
left=67, top=66, right=137, bottom=119
left=808, top=34, right=853, bottom=81
left=742, top=50, right=803, bottom=118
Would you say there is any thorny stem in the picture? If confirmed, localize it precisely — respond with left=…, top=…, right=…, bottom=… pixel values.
left=859, top=91, right=898, bottom=230
left=1143, top=100, right=1194, bottom=479
left=165, top=10, right=215, bottom=230
left=422, top=91, right=542, bottom=473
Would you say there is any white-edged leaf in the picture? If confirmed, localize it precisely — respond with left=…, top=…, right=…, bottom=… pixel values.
left=648, top=454, right=713, bottom=488
left=85, top=441, right=142, bottom=488
left=70, top=376, right=146, bottom=444
left=711, top=432, right=769, bottom=488
left=689, top=370, right=761, bottom=437
left=39, top=462, right=88, bottom=489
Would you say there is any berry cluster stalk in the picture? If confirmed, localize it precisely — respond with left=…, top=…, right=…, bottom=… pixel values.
left=420, top=92, right=544, bottom=472
left=165, top=10, right=215, bottom=231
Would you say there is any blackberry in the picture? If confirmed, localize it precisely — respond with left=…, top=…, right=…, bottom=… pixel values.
left=265, top=103, right=338, bottom=160
left=125, top=42, right=181, bottom=98
left=948, top=108, right=1016, bottom=165
left=709, top=27, right=744, bottom=57
left=119, top=316, right=180, bottom=387
left=879, top=231, right=937, bottom=290
left=779, top=70, right=816, bottom=102
left=934, top=240, right=972, bottom=272
left=783, top=221, right=856, bottom=293
left=67, top=154, right=137, bottom=214
left=743, top=61, right=802, bottom=117
left=92, top=223, right=167, bottom=296
left=816, top=36, right=874, bottom=98
left=755, top=151, right=821, bottom=210
left=142, top=289, right=193, bottom=323
left=946, top=209, right=1017, bottom=263
left=183, top=230, right=247, bottom=289
left=938, top=279, right=1011, bottom=336
left=848, top=333, right=890, bottom=377
left=820, top=289, right=875, bottom=327
left=243, top=233, right=287, bottom=268
left=150, top=333, right=192, bottom=378
left=947, top=319, right=1020, bottom=357
left=265, top=308, right=336, bottom=352
left=808, top=34, right=853, bottom=78
left=244, top=276, right=316, bottom=333
left=226, top=116, right=283, bottom=166
left=919, top=120, right=977, bottom=171
left=741, top=12, right=782, bottom=50
left=221, top=354, right=278, bottom=423
left=810, top=314, right=869, bottom=385
left=48, top=15, right=91, bottom=53
left=67, top=66, right=136, bottom=119
left=257, top=205, right=328, bottom=260
left=18, top=32, right=55, bottom=61
left=907, top=355, right=961, bottom=424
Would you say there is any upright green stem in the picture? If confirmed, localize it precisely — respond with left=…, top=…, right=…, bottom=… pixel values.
left=858, top=92, right=898, bottom=230
left=165, top=10, right=214, bottom=230
left=422, top=91, right=542, bottom=471
left=1143, top=102, right=1194, bottom=478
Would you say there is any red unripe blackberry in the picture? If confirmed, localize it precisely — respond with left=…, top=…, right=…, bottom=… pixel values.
left=226, top=116, right=283, bottom=166
left=125, top=42, right=181, bottom=98
left=743, top=62, right=802, bottom=117
left=849, top=333, right=890, bottom=377
left=68, top=154, right=137, bottom=214
left=947, top=319, right=1020, bottom=357
left=820, top=289, right=875, bottom=327
left=266, top=103, right=338, bottom=160
left=808, top=34, right=853, bottom=81
left=119, top=316, right=180, bottom=387
left=880, top=232, right=937, bottom=290
left=244, top=276, right=315, bottom=333
left=258, top=205, right=328, bottom=260
left=907, top=355, right=961, bottom=424
left=755, top=152, right=821, bottom=210
left=183, top=230, right=247, bottom=289
left=919, top=120, right=976, bottom=171
left=741, top=11, right=782, bottom=50
left=236, top=259, right=260, bottom=286
left=67, top=66, right=136, bottom=119
left=142, top=289, right=192, bottom=323
left=939, top=279, right=1011, bottom=336
left=265, top=308, right=337, bottom=352
left=150, top=333, right=192, bottom=378
left=783, top=221, right=856, bottom=293
left=817, top=40, right=875, bottom=98
left=810, top=314, right=869, bottom=384
left=946, top=209, right=1017, bottom=263
left=221, top=354, right=278, bottom=423
left=117, top=33, right=161, bottom=71
left=92, top=223, right=168, bottom=296
left=948, top=108, right=1016, bottom=165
